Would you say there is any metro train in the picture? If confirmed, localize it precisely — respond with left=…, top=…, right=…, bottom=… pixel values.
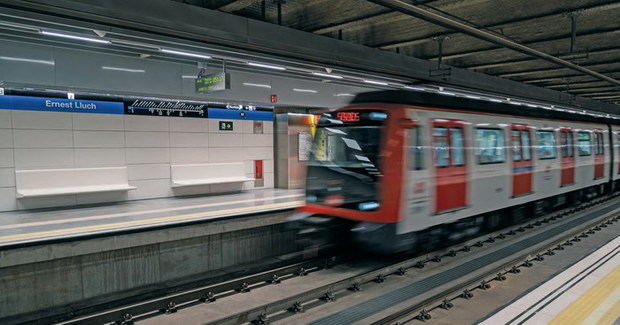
left=293, top=90, right=620, bottom=253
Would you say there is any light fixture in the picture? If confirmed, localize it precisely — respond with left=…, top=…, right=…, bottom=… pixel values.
left=465, top=95, right=481, bottom=99
left=312, top=72, right=343, bottom=79
left=335, top=93, right=355, bottom=97
left=243, top=82, right=272, bottom=89
left=0, top=56, right=55, bottom=65
left=438, top=91, right=456, bottom=96
left=293, top=88, right=318, bottom=93
left=160, top=48, right=211, bottom=59
left=363, top=79, right=389, bottom=86
left=102, top=66, right=146, bottom=73
left=40, top=30, right=110, bottom=44
left=182, top=75, right=198, bottom=79
left=247, top=62, right=287, bottom=70
left=403, top=86, right=425, bottom=91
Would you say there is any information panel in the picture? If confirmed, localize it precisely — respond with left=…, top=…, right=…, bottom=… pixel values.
left=195, top=72, right=230, bottom=93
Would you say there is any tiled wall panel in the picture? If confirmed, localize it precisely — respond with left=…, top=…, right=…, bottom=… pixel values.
left=0, top=112, right=274, bottom=211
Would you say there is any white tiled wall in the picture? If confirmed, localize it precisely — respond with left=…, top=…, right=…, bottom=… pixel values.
left=0, top=111, right=274, bottom=211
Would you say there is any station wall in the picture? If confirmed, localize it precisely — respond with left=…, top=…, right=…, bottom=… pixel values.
left=0, top=108, right=274, bottom=211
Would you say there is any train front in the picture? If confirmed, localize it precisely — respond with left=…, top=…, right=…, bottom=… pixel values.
left=291, top=106, right=410, bottom=254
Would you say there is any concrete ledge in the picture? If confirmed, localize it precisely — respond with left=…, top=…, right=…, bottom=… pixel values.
left=0, top=209, right=298, bottom=321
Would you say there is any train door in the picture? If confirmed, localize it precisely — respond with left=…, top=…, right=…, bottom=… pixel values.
left=511, top=124, right=533, bottom=196
left=559, top=128, right=575, bottom=186
left=594, top=130, right=604, bottom=179
left=432, top=119, right=467, bottom=213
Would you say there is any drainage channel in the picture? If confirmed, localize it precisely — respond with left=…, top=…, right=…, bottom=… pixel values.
left=141, top=194, right=620, bottom=325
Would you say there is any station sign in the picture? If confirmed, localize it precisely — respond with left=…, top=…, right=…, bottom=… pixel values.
left=0, top=95, right=124, bottom=114
left=195, top=72, right=230, bottom=94
left=219, top=121, right=234, bottom=131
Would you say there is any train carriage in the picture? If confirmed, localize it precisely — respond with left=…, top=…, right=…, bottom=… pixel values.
left=296, top=90, right=617, bottom=253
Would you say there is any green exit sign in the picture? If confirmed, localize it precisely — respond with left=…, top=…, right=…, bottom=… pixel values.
left=219, top=121, right=234, bottom=131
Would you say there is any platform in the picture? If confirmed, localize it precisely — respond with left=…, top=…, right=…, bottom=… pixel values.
left=481, top=235, right=620, bottom=325
left=0, top=188, right=303, bottom=248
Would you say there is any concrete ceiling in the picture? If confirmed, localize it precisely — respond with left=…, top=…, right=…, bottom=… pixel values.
left=173, top=0, right=620, bottom=104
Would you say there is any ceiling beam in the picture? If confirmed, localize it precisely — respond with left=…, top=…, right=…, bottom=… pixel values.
left=375, top=1, right=620, bottom=50
left=366, top=0, right=619, bottom=86
left=521, top=70, right=620, bottom=84
left=497, top=60, right=620, bottom=78
left=217, top=0, right=261, bottom=12
left=567, top=86, right=619, bottom=93
left=309, top=0, right=449, bottom=35
left=425, top=28, right=620, bottom=62
left=581, top=91, right=620, bottom=97
left=464, top=47, right=620, bottom=70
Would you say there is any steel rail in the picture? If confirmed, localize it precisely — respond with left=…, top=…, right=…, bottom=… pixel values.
left=56, top=258, right=330, bottom=325
left=365, top=0, right=620, bottom=87
left=376, top=206, right=620, bottom=325
left=205, top=194, right=620, bottom=325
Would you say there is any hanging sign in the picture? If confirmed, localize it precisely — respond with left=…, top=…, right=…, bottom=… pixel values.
left=195, top=72, right=230, bottom=93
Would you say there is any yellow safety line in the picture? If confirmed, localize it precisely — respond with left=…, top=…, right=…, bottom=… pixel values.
left=0, top=201, right=304, bottom=243
left=598, top=299, right=620, bottom=324
left=548, top=265, right=620, bottom=325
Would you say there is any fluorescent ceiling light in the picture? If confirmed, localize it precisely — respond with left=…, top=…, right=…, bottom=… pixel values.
left=102, top=66, right=145, bottom=73
left=335, top=93, right=355, bottom=97
left=438, top=91, right=456, bottom=96
left=40, top=30, right=110, bottom=44
left=363, top=79, right=389, bottom=86
left=0, top=56, right=54, bottom=65
left=312, top=72, right=343, bottom=79
left=465, top=95, right=481, bottom=99
left=160, top=48, right=211, bottom=59
left=293, top=88, right=317, bottom=93
left=243, top=82, right=272, bottom=89
left=182, top=75, right=198, bottom=79
left=247, top=62, right=287, bottom=70
left=403, top=86, right=425, bottom=91
left=488, top=98, right=502, bottom=103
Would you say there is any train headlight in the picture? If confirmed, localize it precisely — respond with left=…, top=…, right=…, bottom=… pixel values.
left=358, top=201, right=380, bottom=210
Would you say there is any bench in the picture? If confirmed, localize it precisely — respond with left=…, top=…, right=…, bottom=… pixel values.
left=171, top=163, right=253, bottom=187
left=15, top=167, right=136, bottom=198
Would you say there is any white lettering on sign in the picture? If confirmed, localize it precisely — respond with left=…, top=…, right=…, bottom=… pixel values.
left=45, top=100, right=97, bottom=110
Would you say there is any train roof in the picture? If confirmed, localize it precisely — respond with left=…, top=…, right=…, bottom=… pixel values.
left=350, top=90, right=616, bottom=125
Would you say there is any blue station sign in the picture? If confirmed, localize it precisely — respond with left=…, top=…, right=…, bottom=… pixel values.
left=0, top=95, right=124, bottom=114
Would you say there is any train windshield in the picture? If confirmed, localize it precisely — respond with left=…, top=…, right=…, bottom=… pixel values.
left=306, top=110, right=386, bottom=210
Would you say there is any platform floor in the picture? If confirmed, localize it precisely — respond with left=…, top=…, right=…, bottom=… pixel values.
left=0, top=188, right=303, bottom=248
left=481, top=235, right=620, bottom=325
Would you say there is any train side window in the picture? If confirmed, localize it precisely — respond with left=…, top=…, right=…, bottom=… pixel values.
left=408, top=127, right=424, bottom=170
left=535, top=130, right=556, bottom=159
left=433, top=127, right=450, bottom=167
left=511, top=130, right=521, bottom=161
left=560, top=131, right=574, bottom=157
left=476, top=128, right=505, bottom=164
left=595, top=133, right=604, bottom=155
left=450, top=127, right=465, bottom=166
left=577, top=132, right=591, bottom=156
left=521, top=131, right=532, bottom=161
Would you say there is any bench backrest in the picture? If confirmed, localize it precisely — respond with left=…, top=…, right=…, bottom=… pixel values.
left=16, top=167, right=131, bottom=191
left=171, top=163, right=246, bottom=182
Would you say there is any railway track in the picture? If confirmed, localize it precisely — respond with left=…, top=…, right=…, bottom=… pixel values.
left=57, top=194, right=620, bottom=325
